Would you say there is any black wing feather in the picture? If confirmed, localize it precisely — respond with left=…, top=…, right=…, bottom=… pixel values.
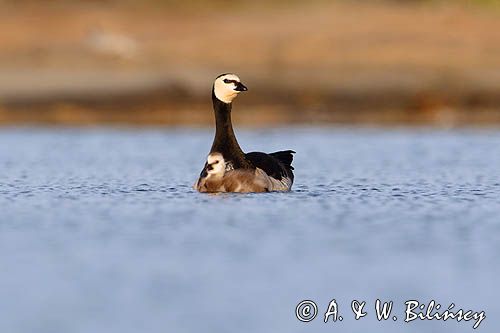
left=269, top=150, right=295, bottom=170
left=245, top=150, right=295, bottom=181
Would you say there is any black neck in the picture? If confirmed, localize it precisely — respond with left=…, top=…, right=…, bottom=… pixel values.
left=210, top=91, right=251, bottom=168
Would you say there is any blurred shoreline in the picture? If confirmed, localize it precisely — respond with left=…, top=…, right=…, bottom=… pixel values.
left=1, top=1, right=500, bottom=126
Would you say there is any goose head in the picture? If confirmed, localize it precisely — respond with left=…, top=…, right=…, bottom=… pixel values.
left=213, top=73, right=247, bottom=104
left=206, top=152, right=226, bottom=177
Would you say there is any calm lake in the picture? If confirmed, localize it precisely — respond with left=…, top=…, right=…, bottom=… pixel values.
left=0, top=127, right=499, bottom=333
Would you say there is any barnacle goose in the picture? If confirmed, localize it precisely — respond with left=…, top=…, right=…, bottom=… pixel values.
left=195, top=74, right=295, bottom=193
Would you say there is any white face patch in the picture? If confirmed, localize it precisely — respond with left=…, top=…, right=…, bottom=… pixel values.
left=206, top=153, right=226, bottom=177
left=213, top=74, right=244, bottom=104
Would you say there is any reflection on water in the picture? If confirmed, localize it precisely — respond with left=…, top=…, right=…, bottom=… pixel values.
left=0, top=127, right=499, bottom=333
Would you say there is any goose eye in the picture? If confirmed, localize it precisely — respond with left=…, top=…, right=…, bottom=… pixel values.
left=223, top=79, right=231, bottom=84
left=214, top=160, right=219, bottom=164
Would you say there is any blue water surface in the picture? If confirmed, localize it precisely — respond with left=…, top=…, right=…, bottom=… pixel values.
left=0, top=127, right=499, bottom=333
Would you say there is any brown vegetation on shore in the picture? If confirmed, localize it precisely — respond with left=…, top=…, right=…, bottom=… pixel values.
left=1, top=1, right=500, bottom=126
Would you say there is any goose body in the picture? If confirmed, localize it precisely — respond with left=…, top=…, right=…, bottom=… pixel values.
left=195, top=74, right=295, bottom=193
